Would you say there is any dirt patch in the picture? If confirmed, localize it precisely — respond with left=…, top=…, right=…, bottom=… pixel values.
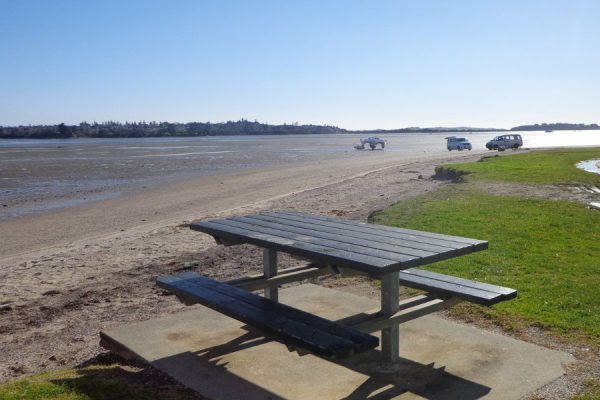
left=433, top=165, right=470, bottom=182
left=468, top=181, right=600, bottom=205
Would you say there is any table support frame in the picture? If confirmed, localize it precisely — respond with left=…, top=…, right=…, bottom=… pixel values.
left=380, top=272, right=400, bottom=364
left=263, top=248, right=278, bottom=301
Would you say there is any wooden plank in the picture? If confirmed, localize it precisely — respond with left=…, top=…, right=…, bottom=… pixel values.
left=262, top=212, right=469, bottom=250
left=236, top=214, right=444, bottom=256
left=161, top=278, right=357, bottom=357
left=399, top=270, right=517, bottom=305
left=192, top=218, right=486, bottom=273
left=157, top=274, right=379, bottom=358
left=215, top=218, right=407, bottom=263
left=403, top=268, right=517, bottom=297
left=216, top=218, right=486, bottom=272
left=169, top=273, right=375, bottom=348
left=399, top=273, right=497, bottom=303
left=229, top=217, right=436, bottom=259
left=191, top=220, right=395, bottom=272
left=262, top=212, right=489, bottom=266
left=277, top=211, right=487, bottom=246
left=272, top=211, right=488, bottom=248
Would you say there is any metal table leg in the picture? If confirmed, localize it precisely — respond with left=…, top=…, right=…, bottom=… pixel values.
left=263, top=248, right=278, bottom=301
left=381, top=272, right=400, bottom=364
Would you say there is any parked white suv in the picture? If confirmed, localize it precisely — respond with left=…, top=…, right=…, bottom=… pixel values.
left=446, top=136, right=472, bottom=151
left=486, top=134, right=523, bottom=150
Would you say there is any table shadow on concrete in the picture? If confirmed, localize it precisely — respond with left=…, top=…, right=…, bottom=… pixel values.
left=101, top=284, right=572, bottom=400
left=153, top=325, right=490, bottom=400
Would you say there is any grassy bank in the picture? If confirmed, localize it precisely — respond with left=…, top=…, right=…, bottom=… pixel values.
left=375, top=149, right=600, bottom=341
left=373, top=149, right=600, bottom=399
left=439, top=148, right=600, bottom=184
left=372, top=186, right=600, bottom=339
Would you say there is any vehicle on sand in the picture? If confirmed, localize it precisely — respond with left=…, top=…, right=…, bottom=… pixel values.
left=486, top=134, right=523, bottom=150
left=354, top=137, right=386, bottom=150
left=446, top=136, right=472, bottom=151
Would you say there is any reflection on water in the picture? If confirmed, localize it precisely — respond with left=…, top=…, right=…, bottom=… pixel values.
left=521, top=130, right=600, bottom=149
left=1, top=130, right=599, bottom=221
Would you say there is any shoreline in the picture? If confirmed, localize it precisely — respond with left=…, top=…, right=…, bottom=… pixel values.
left=3, top=132, right=600, bottom=225
left=0, top=151, right=486, bottom=261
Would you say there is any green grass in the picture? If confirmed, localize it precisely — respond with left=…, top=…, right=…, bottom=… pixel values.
left=376, top=147, right=600, bottom=398
left=571, top=380, right=600, bottom=400
left=0, top=365, right=195, bottom=400
left=372, top=186, right=600, bottom=340
left=441, top=148, right=600, bottom=185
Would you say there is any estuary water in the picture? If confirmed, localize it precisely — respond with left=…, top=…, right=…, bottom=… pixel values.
left=1, top=130, right=599, bottom=221
left=577, top=159, right=600, bottom=175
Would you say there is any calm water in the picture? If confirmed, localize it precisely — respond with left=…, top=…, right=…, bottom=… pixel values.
left=1, top=130, right=599, bottom=220
left=577, top=159, right=600, bottom=175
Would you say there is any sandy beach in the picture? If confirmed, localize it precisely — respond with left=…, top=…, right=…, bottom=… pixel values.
left=2, top=148, right=597, bottom=400
left=1, top=150, right=492, bottom=379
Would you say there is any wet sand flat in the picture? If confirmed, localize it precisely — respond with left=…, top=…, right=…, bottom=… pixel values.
left=1, top=150, right=483, bottom=259
left=2, top=134, right=448, bottom=220
left=3, top=131, right=599, bottom=222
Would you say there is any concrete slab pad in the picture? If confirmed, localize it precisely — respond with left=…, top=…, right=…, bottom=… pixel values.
left=101, top=284, right=573, bottom=399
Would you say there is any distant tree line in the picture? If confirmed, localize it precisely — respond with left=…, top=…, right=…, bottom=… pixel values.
left=2, top=120, right=598, bottom=139
left=0, top=119, right=347, bottom=139
left=511, top=123, right=600, bottom=131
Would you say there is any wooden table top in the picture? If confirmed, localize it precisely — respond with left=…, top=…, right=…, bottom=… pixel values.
left=190, top=211, right=488, bottom=275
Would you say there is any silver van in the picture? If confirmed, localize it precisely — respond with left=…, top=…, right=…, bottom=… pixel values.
left=486, top=134, right=523, bottom=150
left=446, top=136, right=472, bottom=151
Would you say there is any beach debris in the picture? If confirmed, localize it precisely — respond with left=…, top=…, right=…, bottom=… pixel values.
left=9, top=364, right=26, bottom=375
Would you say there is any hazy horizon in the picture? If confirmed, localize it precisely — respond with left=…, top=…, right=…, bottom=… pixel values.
left=2, top=119, right=597, bottom=132
left=1, top=0, right=598, bottom=129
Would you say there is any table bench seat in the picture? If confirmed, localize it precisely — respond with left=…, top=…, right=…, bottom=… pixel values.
left=157, top=273, right=379, bottom=359
left=399, top=268, right=517, bottom=305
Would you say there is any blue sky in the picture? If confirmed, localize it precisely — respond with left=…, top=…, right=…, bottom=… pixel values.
left=1, top=0, right=598, bottom=129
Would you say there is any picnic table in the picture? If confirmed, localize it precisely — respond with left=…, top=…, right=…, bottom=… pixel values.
left=159, top=211, right=516, bottom=364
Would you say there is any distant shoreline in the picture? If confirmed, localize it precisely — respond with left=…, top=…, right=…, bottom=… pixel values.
left=0, top=122, right=503, bottom=140
left=1, top=120, right=599, bottom=139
